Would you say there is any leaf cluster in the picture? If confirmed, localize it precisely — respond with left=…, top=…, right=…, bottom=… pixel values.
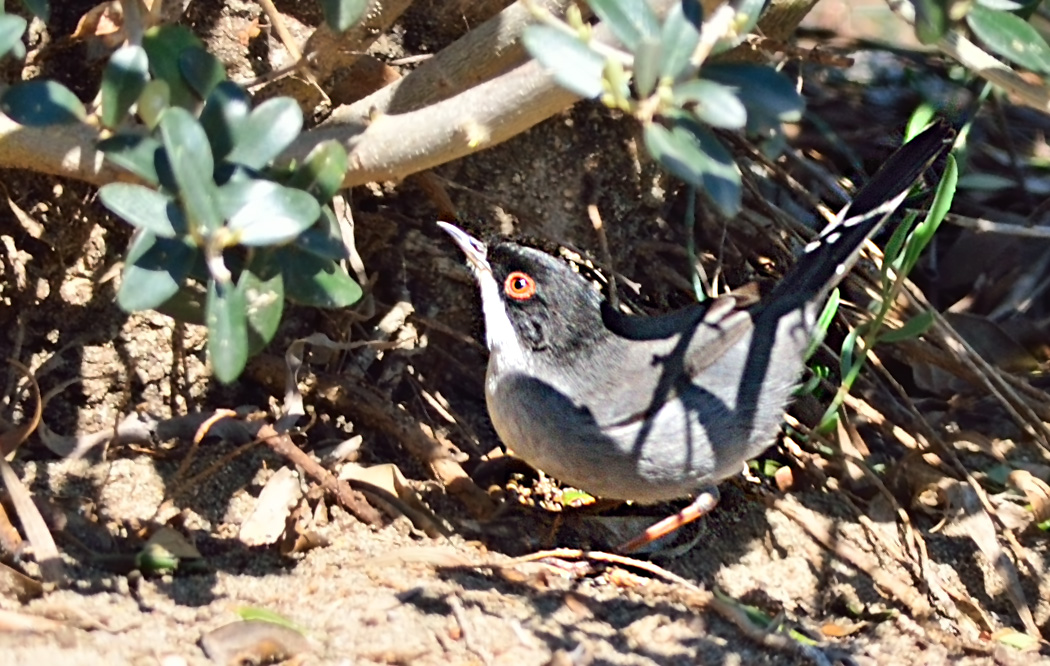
left=1, top=9, right=365, bottom=383
left=98, top=29, right=361, bottom=383
left=523, top=0, right=804, bottom=217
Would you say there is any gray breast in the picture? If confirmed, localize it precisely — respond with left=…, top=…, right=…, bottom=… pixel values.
left=484, top=307, right=814, bottom=503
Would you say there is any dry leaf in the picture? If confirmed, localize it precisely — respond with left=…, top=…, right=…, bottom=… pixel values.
left=820, top=621, right=867, bottom=637
left=338, top=462, right=448, bottom=537
left=1007, top=470, right=1050, bottom=523
left=200, top=620, right=311, bottom=666
left=774, top=465, right=795, bottom=492
left=939, top=481, right=1041, bottom=639
left=144, top=526, right=202, bottom=560
left=71, top=1, right=125, bottom=46
left=0, top=608, right=68, bottom=634
left=238, top=17, right=262, bottom=46
left=606, top=567, right=648, bottom=589
left=0, top=561, right=44, bottom=602
left=239, top=467, right=302, bottom=547
left=0, top=459, right=63, bottom=584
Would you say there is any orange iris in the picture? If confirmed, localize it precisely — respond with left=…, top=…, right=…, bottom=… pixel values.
left=504, top=271, right=537, bottom=300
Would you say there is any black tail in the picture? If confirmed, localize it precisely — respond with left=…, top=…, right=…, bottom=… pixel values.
left=766, top=120, right=955, bottom=314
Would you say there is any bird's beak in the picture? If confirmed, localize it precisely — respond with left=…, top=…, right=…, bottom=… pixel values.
left=437, top=221, right=491, bottom=274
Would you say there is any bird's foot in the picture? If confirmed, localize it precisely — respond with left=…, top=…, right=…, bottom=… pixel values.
left=618, top=487, right=720, bottom=553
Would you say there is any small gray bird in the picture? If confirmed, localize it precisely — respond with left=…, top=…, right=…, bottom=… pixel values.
left=440, top=121, right=953, bottom=551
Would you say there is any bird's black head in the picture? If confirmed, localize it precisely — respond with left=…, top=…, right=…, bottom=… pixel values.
left=438, top=222, right=606, bottom=359
left=485, top=241, right=606, bottom=355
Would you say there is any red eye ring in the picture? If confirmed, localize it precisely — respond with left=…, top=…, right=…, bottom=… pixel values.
left=504, top=271, right=536, bottom=300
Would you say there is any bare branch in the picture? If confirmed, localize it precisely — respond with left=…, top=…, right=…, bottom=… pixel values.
left=0, top=0, right=820, bottom=190
left=0, top=116, right=119, bottom=187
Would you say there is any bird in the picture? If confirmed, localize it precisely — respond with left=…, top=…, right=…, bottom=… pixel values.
left=438, top=121, right=954, bottom=552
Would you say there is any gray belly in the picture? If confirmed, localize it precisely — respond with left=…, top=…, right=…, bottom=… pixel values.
left=483, top=309, right=811, bottom=503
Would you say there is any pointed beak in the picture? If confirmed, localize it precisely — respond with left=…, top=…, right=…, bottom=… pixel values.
left=437, top=221, right=491, bottom=274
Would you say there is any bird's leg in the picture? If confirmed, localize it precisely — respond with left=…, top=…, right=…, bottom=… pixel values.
left=618, top=486, right=721, bottom=553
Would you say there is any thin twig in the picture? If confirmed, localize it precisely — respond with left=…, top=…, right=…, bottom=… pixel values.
left=944, top=212, right=1050, bottom=238
left=587, top=204, right=618, bottom=309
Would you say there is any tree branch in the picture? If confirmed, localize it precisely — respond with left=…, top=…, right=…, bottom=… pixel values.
left=0, top=0, right=820, bottom=190
left=0, top=116, right=116, bottom=187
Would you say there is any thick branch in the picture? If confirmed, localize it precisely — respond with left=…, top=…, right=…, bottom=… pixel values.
left=326, top=0, right=576, bottom=120
left=291, top=59, right=578, bottom=186
left=286, top=0, right=683, bottom=185
left=0, top=0, right=821, bottom=190
left=289, top=0, right=820, bottom=187
left=0, top=116, right=119, bottom=186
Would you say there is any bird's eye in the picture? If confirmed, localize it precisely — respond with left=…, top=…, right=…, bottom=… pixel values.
left=504, top=271, right=536, bottom=300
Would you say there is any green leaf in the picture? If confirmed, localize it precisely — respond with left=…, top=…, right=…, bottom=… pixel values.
left=0, top=13, right=27, bottom=60
left=713, top=0, right=764, bottom=55
left=288, top=140, right=349, bottom=202
left=199, top=81, right=251, bottom=160
left=217, top=179, right=321, bottom=246
left=118, top=232, right=195, bottom=312
left=681, top=0, right=703, bottom=26
left=99, top=134, right=162, bottom=185
left=18, top=0, right=48, bottom=21
left=913, top=0, right=948, bottom=44
left=560, top=488, right=595, bottom=506
left=976, top=0, right=1040, bottom=15
left=659, top=1, right=700, bottom=81
left=761, top=459, right=782, bottom=477
left=135, top=543, right=180, bottom=575
left=522, top=25, right=605, bottom=99
left=0, top=80, right=86, bottom=126
left=179, top=47, right=227, bottom=100
left=206, top=279, right=249, bottom=383
left=240, top=254, right=285, bottom=355
left=101, top=45, right=150, bottom=129
left=966, top=4, right=1050, bottom=73
left=155, top=285, right=206, bottom=325
left=137, top=79, right=171, bottom=130
left=588, top=0, right=659, bottom=51
left=100, top=183, right=186, bottom=237
left=879, top=310, right=935, bottom=343
left=838, top=326, right=862, bottom=381
left=295, top=206, right=348, bottom=260
left=643, top=117, right=741, bottom=216
left=158, top=107, right=223, bottom=234
left=905, top=104, right=938, bottom=142
left=900, top=153, right=957, bottom=274
left=143, top=25, right=205, bottom=108
left=806, top=287, right=839, bottom=360
left=632, top=38, right=662, bottom=98
left=276, top=247, right=362, bottom=308
left=235, top=607, right=306, bottom=634
left=993, top=629, right=1042, bottom=651
left=881, top=211, right=919, bottom=284
left=225, top=97, right=303, bottom=170
left=701, top=64, right=803, bottom=132
left=673, top=79, right=746, bottom=129
left=319, top=0, right=369, bottom=33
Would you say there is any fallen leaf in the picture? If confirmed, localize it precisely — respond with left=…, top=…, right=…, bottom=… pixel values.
left=939, top=481, right=1041, bottom=639
left=200, top=620, right=311, bottom=666
left=338, top=462, right=449, bottom=537
left=136, top=526, right=202, bottom=575
left=71, top=1, right=125, bottom=46
left=0, top=459, right=63, bottom=584
left=1007, top=470, right=1050, bottom=523
left=0, top=561, right=44, bottom=602
left=239, top=467, right=302, bottom=547
left=992, top=627, right=1042, bottom=651
left=0, top=608, right=68, bottom=634
left=820, top=621, right=867, bottom=637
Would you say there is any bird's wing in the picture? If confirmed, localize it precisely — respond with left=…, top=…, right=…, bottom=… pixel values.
left=576, top=296, right=759, bottom=427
